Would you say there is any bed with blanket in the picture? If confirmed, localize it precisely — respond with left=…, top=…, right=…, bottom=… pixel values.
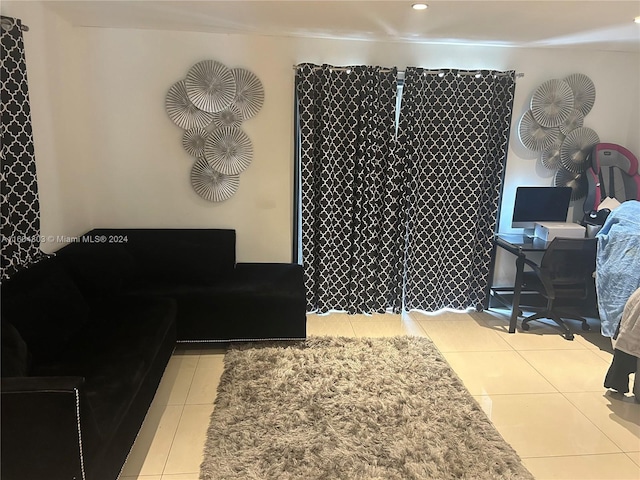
left=595, top=200, right=640, bottom=396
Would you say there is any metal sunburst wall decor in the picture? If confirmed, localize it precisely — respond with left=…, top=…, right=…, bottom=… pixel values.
left=166, top=60, right=265, bottom=202
left=517, top=73, right=597, bottom=201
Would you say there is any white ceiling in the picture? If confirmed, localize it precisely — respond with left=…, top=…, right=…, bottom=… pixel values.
left=42, top=0, right=640, bottom=52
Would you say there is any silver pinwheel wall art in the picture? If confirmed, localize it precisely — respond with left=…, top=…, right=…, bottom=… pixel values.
left=518, top=73, right=597, bottom=201
left=166, top=60, right=264, bottom=202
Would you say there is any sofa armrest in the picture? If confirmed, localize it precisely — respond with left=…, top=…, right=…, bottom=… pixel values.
left=1, top=375, right=84, bottom=393
left=1, top=376, right=99, bottom=480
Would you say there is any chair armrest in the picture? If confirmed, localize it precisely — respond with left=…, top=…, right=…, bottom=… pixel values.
left=522, top=257, right=541, bottom=271
left=1, top=376, right=98, bottom=480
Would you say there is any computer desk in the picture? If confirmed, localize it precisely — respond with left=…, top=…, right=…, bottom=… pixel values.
left=485, top=234, right=552, bottom=334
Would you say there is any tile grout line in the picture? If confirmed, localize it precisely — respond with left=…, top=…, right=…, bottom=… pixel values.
left=512, top=348, right=565, bottom=395
left=412, top=314, right=634, bottom=464
left=410, top=317, right=429, bottom=338
left=625, top=452, right=640, bottom=468
left=523, top=451, right=635, bottom=458
left=123, top=353, right=199, bottom=478
left=417, top=319, right=571, bottom=463
left=521, top=451, right=637, bottom=460
left=158, top=403, right=186, bottom=477
left=472, top=391, right=571, bottom=398
left=472, top=312, right=520, bottom=351
left=513, top=348, right=628, bottom=455
left=437, top=348, right=523, bottom=353
left=181, top=354, right=203, bottom=406
left=561, top=390, right=635, bottom=454
left=484, top=348, right=576, bottom=460
left=582, top=346, right=616, bottom=365
left=160, top=353, right=201, bottom=476
left=413, top=318, right=517, bottom=352
left=346, top=317, right=358, bottom=338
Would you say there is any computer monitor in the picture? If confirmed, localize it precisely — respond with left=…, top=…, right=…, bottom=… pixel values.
left=512, top=186, right=572, bottom=236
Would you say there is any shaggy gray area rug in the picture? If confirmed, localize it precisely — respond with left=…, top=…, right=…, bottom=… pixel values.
left=200, top=336, right=534, bottom=480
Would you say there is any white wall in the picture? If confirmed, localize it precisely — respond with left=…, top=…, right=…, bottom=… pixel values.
left=2, top=1, right=639, bottom=266
left=1, top=1, right=93, bottom=253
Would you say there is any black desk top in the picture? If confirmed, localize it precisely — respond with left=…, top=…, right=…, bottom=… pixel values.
left=495, top=233, right=552, bottom=252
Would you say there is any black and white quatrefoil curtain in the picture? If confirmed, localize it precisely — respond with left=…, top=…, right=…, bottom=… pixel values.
left=296, top=64, right=406, bottom=314
left=1, top=16, right=43, bottom=280
left=398, top=68, right=516, bottom=311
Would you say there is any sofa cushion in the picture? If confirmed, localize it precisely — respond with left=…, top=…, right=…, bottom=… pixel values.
left=127, top=263, right=306, bottom=341
left=1, top=257, right=90, bottom=362
left=54, top=242, right=138, bottom=297
left=1, top=322, right=31, bottom=377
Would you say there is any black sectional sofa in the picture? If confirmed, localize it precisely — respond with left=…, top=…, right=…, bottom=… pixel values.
left=56, top=228, right=306, bottom=343
left=1, top=228, right=306, bottom=480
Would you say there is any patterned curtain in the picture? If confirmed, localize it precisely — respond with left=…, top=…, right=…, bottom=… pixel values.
left=1, top=16, right=43, bottom=280
left=398, top=68, right=516, bottom=311
left=296, top=64, right=406, bottom=314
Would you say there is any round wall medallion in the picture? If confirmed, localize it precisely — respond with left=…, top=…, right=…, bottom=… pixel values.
left=185, top=60, right=236, bottom=113
left=182, top=128, right=209, bottom=158
left=530, top=79, right=574, bottom=127
left=168, top=59, right=264, bottom=201
left=541, top=135, right=565, bottom=170
left=191, top=157, right=240, bottom=202
left=559, top=108, right=584, bottom=135
left=564, top=73, right=596, bottom=117
left=560, top=127, right=600, bottom=173
left=211, top=103, right=243, bottom=130
left=554, top=168, right=588, bottom=201
left=231, top=68, right=265, bottom=119
left=204, top=126, right=253, bottom=175
left=166, top=80, right=214, bottom=130
left=518, top=110, right=559, bottom=151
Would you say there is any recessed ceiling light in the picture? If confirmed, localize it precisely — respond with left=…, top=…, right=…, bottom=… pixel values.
left=412, top=3, right=428, bottom=11
left=635, top=16, right=640, bottom=24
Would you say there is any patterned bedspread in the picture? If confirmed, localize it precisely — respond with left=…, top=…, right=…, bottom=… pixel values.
left=596, top=200, right=640, bottom=338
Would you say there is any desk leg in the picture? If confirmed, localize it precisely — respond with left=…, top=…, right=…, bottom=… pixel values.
left=509, top=254, right=525, bottom=334
left=483, top=241, right=499, bottom=310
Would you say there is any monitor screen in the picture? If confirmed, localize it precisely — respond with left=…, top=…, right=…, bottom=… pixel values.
left=512, top=186, right=572, bottom=229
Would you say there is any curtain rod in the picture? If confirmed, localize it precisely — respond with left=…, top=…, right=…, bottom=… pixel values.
left=291, top=65, right=523, bottom=78
left=0, top=18, right=29, bottom=31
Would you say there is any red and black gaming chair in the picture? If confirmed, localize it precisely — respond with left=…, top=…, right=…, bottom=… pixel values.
left=583, top=143, right=640, bottom=214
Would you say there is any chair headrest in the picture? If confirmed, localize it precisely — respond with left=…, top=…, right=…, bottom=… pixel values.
left=591, top=143, right=638, bottom=175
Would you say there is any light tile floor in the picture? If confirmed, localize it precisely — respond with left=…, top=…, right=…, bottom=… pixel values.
left=120, top=309, right=640, bottom=480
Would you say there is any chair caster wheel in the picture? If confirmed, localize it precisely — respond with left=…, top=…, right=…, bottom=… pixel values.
left=582, top=323, right=591, bottom=331
left=565, top=333, right=574, bottom=341
left=521, top=322, right=530, bottom=331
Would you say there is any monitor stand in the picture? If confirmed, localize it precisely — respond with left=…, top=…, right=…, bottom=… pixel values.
left=523, top=228, right=536, bottom=239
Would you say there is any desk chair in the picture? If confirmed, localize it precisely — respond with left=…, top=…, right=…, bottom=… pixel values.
left=520, top=237, right=597, bottom=340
